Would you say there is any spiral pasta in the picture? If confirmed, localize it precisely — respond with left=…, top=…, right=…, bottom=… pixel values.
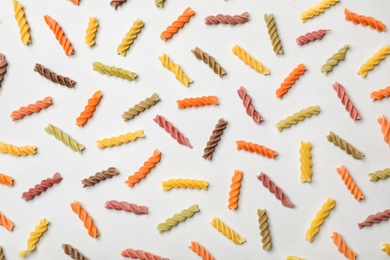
left=157, top=204, right=199, bottom=232
left=286, top=256, right=304, bottom=260
left=358, top=45, right=390, bottom=77
left=296, top=29, right=330, bottom=46
left=0, top=53, right=7, bottom=88
left=332, top=82, right=361, bottom=121
left=204, top=12, right=249, bottom=25
left=189, top=241, right=214, bottom=260
left=45, top=124, right=84, bottom=152
left=22, top=172, right=63, bottom=201
left=236, top=140, right=278, bottom=159
left=177, top=96, right=218, bottom=108
left=300, top=0, right=340, bottom=23
left=378, top=115, right=390, bottom=146
left=76, top=90, right=102, bottom=127
left=0, top=246, right=4, bottom=260
left=111, top=0, right=127, bottom=9
left=326, top=131, right=365, bottom=159
left=62, top=244, right=88, bottom=260
left=358, top=209, right=390, bottom=229
left=210, top=216, right=246, bottom=245
left=264, top=14, right=283, bottom=55
left=85, top=17, right=98, bottom=47
left=44, top=15, right=74, bottom=56
left=228, top=170, right=243, bottom=210
left=336, top=166, right=364, bottom=201
left=81, top=167, right=119, bottom=187
left=258, top=209, right=272, bottom=251
left=276, top=64, right=307, bottom=99
left=159, top=53, right=193, bottom=87
left=369, top=168, right=390, bottom=182
left=70, top=201, right=99, bottom=238
left=203, top=118, right=227, bottom=160
left=382, top=243, right=390, bottom=256
left=19, top=219, right=49, bottom=257
left=371, top=86, right=390, bottom=101
left=92, top=62, right=137, bottom=81
left=276, top=105, right=320, bottom=131
left=96, top=129, right=144, bottom=149
left=160, top=7, right=195, bottom=41
left=11, top=96, right=53, bottom=121
left=232, top=44, right=269, bottom=75
left=122, top=93, right=160, bottom=121
left=344, top=8, right=385, bottom=32
left=162, top=179, right=208, bottom=190
left=0, top=141, right=36, bottom=157
left=121, top=248, right=168, bottom=260
left=117, top=19, right=144, bottom=56
left=191, top=47, right=226, bottom=77
left=321, top=44, right=349, bottom=74
left=300, top=141, right=313, bottom=183
left=13, top=0, right=31, bottom=45
left=0, top=173, right=14, bottom=187
left=69, top=0, right=79, bottom=4
left=305, top=198, right=335, bottom=242
left=125, top=149, right=161, bottom=187
left=155, top=0, right=165, bottom=8
left=331, top=232, right=357, bottom=260
left=258, top=172, right=295, bottom=208
left=237, top=86, right=263, bottom=124
left=154, top=114, right=192, bottom=148
left=34, top=63, right=76, bottom=88
left=105, top=200, right=148, bottom=214
left=0, top=211, right=14, bottom=231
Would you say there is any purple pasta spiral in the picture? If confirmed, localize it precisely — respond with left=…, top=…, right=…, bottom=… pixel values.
left=296, top=29, right=330, bottom=46
left=257, top=172, right=294, bottom=208
left=358, top=209, right=390, bottom=229
left=22, top=172, right=63, bottom=201
left=237, top=86, right=263, bottom=124
left=153, top=114, right=192, bottom=148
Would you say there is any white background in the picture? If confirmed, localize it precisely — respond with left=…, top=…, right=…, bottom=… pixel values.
left=0, top=0, right=389, bottom=259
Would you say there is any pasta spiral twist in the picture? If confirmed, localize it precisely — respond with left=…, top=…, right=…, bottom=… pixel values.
left=257, top=172, right=295, bottom=208
left=344, top=8, right=385, bottom=32
left=110, top=0, right=127, bottom=9
left=177, top=96, right=218, bottom=108
left=153, top=115, right=192, bottom=148
left=0, top=212, right=14, bottom=231
left=264, top=14, right=283, bottom=55
left=331, top=232, right=357, bottom=260
left=378, top=115, right=390, bottom=146
left=371, top=86, right=390, bottom=101
left=155, top=0, right=165, bottom=7
left=45, top=124, right=84, bottom=152
left=159, top=53, right=193, bottom=87
left=0, top=141, right=36, bottom=156
left=160, top=7, right=195, bottom=41
left=296, top=29, right=330, bottom=46
left=276, top=105, right=320, bottom=131
left=125, top=149, right=162, bottom=187
left=81, top=167, right=119, bottom=187
left=305, top=198, right=335, bottom=242
left=286, top=256, right=304, bottom=260
left=122, top=93, right=160, bottom=121
left=210, top=217, right=246, bottom=245
left=0, top=173, right=14, bottom=187
left=203, top=118, right=227, bottom=160
left=105, top=200, right=148, bottom=214
left=336, top=166, right=364, bottom=201
left=228, top=170, right=243, bottom=210
left=188, top=241, right=214, bottom=260
left=300, top=141, right=313, bottom=183
left=44, top=15, right=74, bottom=56
left=326, top=131, right=364, bottom=159
left=92, top=62, right=137, bottom=81
left=0, top=53, right=7, bottom=88
left=382, top=243, right=390, bottom=256
left=237, top=86, right=263, bottom=124
left=22, top=172, right=63, bottom=201
left=191, top=47, right=226, bottom=77
left=34, top=63, right=76, bottom=88
left=19, top=219, right=49, bottom=257
left=13, top=0, right=31, bottom=45
left=96, top=129, right=144, bottom=149
left=332, top=82, right=361, bottom=121
left=276, top=64, right=307, bottom=99
left=300, top=0, right=340, bottom=23
left=121, top=248, right=168, bottom=260
left=320, top=44, right=349, bottom=74
left=70, top=201, right=99, bottom=238
left=358, top=209, right=390, bottom=229
left=236, top=140, right=278, bottom=158
left=258, top=209, right=272, bottom=251
left=76, top=90, right=103, bottom=127
left=369, top=168, right=390, bottom=182
left=117, top=19, right=144, bottom=56
left=232, top=44, right=269, bottom=75
left=358, top=45, right=390, bottom=77
left=204, top=12, right=249, bottom=25
left=11, top=96, right=53, bottom=121
left=0, top=246, right=4, bottom=260
left=157, top=204, right=199, bottom=232
left=162, top=179, right=208, bottom=191
left=85, top=17, right=98, bottom=47
left=62, top=244, right=88, bottom=260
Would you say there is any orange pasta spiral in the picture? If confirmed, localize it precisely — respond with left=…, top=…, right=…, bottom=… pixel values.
left=276, top=64, right=307, bottom=99
left=44, top=15, right=74, bottom=56
left=344, top=8, right=385, bottom=32
left=177, top=96, right=218, bottom=108
left=160, top=7, right=195, bottom=41
left=371, top=86, right=390, bottom=101
left=76, top=90, right=102, bottom=127
left=11, top=96, right=53, bottom=121
left=228, top=170, right=243, bottom=210
left=378, top=115, right=390, bottom=146
left=331, top=232, right=357, bottom=260
left=0, top=212, right=14, bottom=231
left=70, top=201, right=99, bottom=238
left=336, top=165, right=364, bottom=201
left=236, top=140, right=278, bottom=158
left=0, top=173, right=14, bottom=186
left=188, top=241, right=214, bottom=260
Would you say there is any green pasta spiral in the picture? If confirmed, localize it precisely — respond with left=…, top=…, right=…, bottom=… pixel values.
left=320, top=44, right=349, bottom=74
left=157, top=204, right=199, bottom=232
left=45, top=124, right=84, bottom=152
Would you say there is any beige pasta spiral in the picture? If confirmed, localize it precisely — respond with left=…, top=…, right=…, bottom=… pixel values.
left=122, top=93, right=160, bottom=121
left=326, top=131, right=364, bottom=159
left=258, top=209, right=272, bottom=251
left=92, top=62, right=137, bottom=81
left=264, top=14, right=283, bottom=55
left=276, top=106, right=320, bottom=131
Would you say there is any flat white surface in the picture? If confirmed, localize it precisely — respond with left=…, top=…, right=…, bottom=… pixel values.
left=0, top=0, right=389, bottom=259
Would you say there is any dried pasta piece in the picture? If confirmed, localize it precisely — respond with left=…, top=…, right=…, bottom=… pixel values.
left=191, top=47, right=226, bottom=77
left=300, top=0, right=340, bottom=23
left=203, top=118, right=227, bottom=160
left=110, top=0, right=127, bottom=9
left=369, top=168, right=390, bottom=182
left=300, top=141, right=313, bottom=183
left=19, top=219, right=49, bottom=257
left=62, top=244, right=88, bottom=260
left=0, top=54, right=8, bottom=88
left=189, top=241, right=214, bottom=260
left=121, top=248, right=168, bottom=259
left=332, top=82, right=361, bottom=121
left=237, top=86, right=263, bottom=124
left=22, top=172, right=63, bottom=201
left=276, top=105, right=320, bottom=131
left=160, top=7, right=195, bottom=41
left=45, top=124, right=84, bottom=152
left=157, top=204, right=199, bottom=232
left=204, top=12, right=249, bottom=25
left=382, top=243, right=390, bottom=256
left=0, top=141, right=36, bottom=157
left=286, top=256, right=305, bottom=260
left=96, top=129, right=144, bottom=149
left=264, top=14, right=283, bottom=55
left=228, top=170, right=243, bottom=210
left=162, top=179, right=208, bottom=191
left=336, top=166, right=364, bottom=201
left=154, top=115, right=192, bottom=148
left=0, top=211, right=14, bottom=231
left=155, top=0, right=165, bottom=8
left=276, top=64, right=307, bottom=99
left=70, top=201, right=99, bottom=238
left=76, top=90, right=103, bottom=127
left=13, top=0, right=31, bottom=45
left=11, top=96, right=53, bottom=121
left=92, top=62, right=137, bottom=81
left=296, top=29, right=330, bottom=45
left=44, top=15, right=74, bottom=56
left=258, top=209, right=272, bottom=251
left=0, top=246, right=4, bottom=260
left=326, top=131, right=364, bottom=159
left=331, top=232, right=357, bottom=260
left=258, top=172, right=294, bottom=208
left=232, top=44, right=270, bottom=75
left=117, top=19, right=144, bottom=56
left=69, top=0, right=79, bottom=5
left=85, top=17, right=98, bottom=47
left=105, top=200, right=148, bottom=215
left=236, top=140, right=278, bottom=159
left=371, top=86, right=390, bottom=101
left=177, top=96, right=218, bottom=109
left=125, top=149, right=161, bottom=187
left=159, top=53, right=193, bottom=87
left=81, top=167, right=119, bottom=187
left=344, top=8, right=385, bottom=32
left=320, top=44, right=349, bottom=74
left=358, top=209, right=390, bottom=229
left=34, top=63, right=76, bottom=88
left=210, top=216, right=246, bottom=245
left=378, top=115, right=390, bottom=146
left=305, top=198, right=335, bottom=242
left=358, top=45, right=390, bottom=77
left=122, top=93, right=160, bottom=121
left=0, top=173, right=14, bottom=187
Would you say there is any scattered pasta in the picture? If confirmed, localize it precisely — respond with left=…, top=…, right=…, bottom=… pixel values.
left=70, top=201, right=99, bottom=238
left=326, top=131, right=364, bottom=159
left=228, top=170, right=243, bottom=210
left=203, top=118, right=228, bottom=160
left=34, top=63, right=76, bottom=88
left=276, top=105, right=320, bottom=131
left=111, top=0, right=127, bottom=9
left=300, top=0, right=340, bottom=23
left=0, top=211, right=14, bottom=231
left=371, top=86, right=390, bottom=101
left=382, top=243, right=390, bottom=256
left=305, top=198, right=335, bottom=242
left=369, top=168, right=390, bottom=182
left=122, top=93, right=160, bottom=121
left=155, top=0, right=165, bottom=8
left=237, top=86, right=263, bottom=124
left=13, top=0, right=31, bottom=45
left=210, top=216, right=246, bottom=245
left=191, top=47, right=226, bottom=77
left=19, top=219, right=49, bottom=257
left=45, top=124, right=84, bottom=152
left=22, top=172, right=63, bottom=201
left=358, top=45, right=390, bottom=77
left=296, top=29, right=330, bottom=45
left=92, top=62, right=137, bottom=81
left=62, top=244, right=88, bottom=260
left=0, top=141, right=36, bottom=157
left=0, top=53, right=7, bottom=88
left=276, top=64, right=307, bottom=99
left=96, top=129, right=144, bottom=149
left=331, top=232, right=357, bottom=260
left=153, top=114, right=192, bottom=148
left=158, top=53, right=193, bottom=87
left=377, top=115, right=390, bottom=146
left=320, top=44, right=349, bottom=74
left=258, top=172, right=295, bottom=208
left=204, top=12, right=249, bottom=25
left=76, top=90, right=102, bottom=127
left=300, top=141, right=313, bottom=182
left=344, top=8, right=385, bottom=32
left=189, top=241, right=214, bottom=260
left=264, top=14, right=283, bottom=55
left=81, top=167, right=119, bottom=187
left=160, top=7, right=195, bottom=40
left=258, top=209, right=272, bottom=251
left=162, top=179, right=208, bottom=191
left=177, top=96, right=218, bottom=109
left=105, top=200, right=148, bottom=215
left=11, top=96, right=53, bottom=121
left=121, top=248, right=168, bottom=259
left=332, top=82, right=361, bottom=121
left=358, top=209, right=390, bottom=229
left=336, top=166, right=364, bottom=201
left=232, top=44, right=269, bottom=75
left=44, top=15, right=74, bottom=56
left=117, top=19, right=144, bottom=56
left=0, top=173, right=14, bottom=187
left=85, top=17, right=98, bottom=47
left=157, top=204, right=199, bottom=232
left=236, top=140, right=278, bottom=158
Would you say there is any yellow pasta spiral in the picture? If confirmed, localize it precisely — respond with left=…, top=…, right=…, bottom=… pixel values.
left=358, top=45, right=390, bottom=77
left=276, top=105, right=320, bottom=131
left=210, top=217, right=246, bottom=245
left=300, top=141, right=313, bottom=182
left=300, top=0, right=340, bottom=23
left=96, top=129, right=144, bottom=149
left=92, top=62, right=137, bottom=81
left=305, top=198, right=335, bottom=242
left=158, top=53, right=193, bottom=87
left=382, top=243, right=390, bottom=255
left=13, top=0, right=31, bottom=45
left=0, top=141, right=36, bottom=156
left=162, top=179, right=208, bottom=190
left=85, top=17, right=98, bottom=47
left=117, top=19, right=144, bottom=56
left=19, top=219, right=49, bottom=258
left=232, top=44, right=269, bottom=75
